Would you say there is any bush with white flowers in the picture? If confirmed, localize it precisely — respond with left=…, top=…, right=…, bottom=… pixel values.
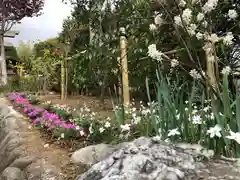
left=145, top=0, right=240, bottom=157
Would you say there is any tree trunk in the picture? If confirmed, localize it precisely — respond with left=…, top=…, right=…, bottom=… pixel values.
left=0, top=35, right=7, bottom=85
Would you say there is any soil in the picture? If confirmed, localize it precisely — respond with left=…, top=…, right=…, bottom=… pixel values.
left=39, top=94, right=115, bottom=119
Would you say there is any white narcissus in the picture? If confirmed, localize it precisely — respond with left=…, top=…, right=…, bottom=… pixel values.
left=221, top=66, right=231, bottom=75
left=167, top=128, right=181, bottom=137
left=207, top=124, right=222, bottom=138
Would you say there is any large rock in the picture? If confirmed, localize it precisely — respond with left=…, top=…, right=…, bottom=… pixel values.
left=71, top=144, right=115, bottom=166
left=76, top=137, right=240, bottom=180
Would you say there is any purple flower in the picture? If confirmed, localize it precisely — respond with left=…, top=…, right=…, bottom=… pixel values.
left=32, top=117, right=41, bottom=124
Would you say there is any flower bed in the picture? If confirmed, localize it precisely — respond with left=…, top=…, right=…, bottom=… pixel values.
left=6, top=92, right=127, bottom=144
left=7, top=92, right=84, bottom=140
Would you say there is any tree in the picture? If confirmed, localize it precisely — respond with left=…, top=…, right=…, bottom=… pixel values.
left=33, top=38, right=60, bottom=57
left=16, top=40, right=34, bottom=73
left=0, top=0, right=44, bottom=85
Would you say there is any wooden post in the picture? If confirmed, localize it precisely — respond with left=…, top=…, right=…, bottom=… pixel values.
left=64, top=43, right=71, bottom=99
left=119, top=27, right=130, bottom=105
left=60, top=58, right=65, bottom=100
left=117, top=57, right=122, bottom=98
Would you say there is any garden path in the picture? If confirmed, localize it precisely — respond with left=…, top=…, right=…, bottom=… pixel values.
left=1, top=98, right=85, bottom=180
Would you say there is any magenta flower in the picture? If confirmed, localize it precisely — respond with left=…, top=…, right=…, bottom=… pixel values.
left=8, top=92, right=80, bottom=137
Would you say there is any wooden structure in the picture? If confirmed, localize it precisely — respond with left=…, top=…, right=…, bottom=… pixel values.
left=119, top=27, right=130, bottom=105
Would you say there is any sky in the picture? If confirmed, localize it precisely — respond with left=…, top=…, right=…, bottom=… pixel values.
left=6, top=0, right=72, bottom=46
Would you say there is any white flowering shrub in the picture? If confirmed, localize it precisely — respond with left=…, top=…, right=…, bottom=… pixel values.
left=143, top=0, right=240, bottom=157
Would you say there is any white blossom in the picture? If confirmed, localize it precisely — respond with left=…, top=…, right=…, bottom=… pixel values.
left=189, top=69, right=201, bottom=79
left=148, top=44, right=163, bottom=61
left=104, top=121, right=111, bottom=128
left=61, top=133, right=65, bottom=139
left=80, top=130, right=85, bottom=136
left=208, top=33, right=219, bottom=43
left=191, top=115, right=202, bottom=124
left=154, top=14, right=163, bottom=25
left=171, top=59, right=179, bottom=68
left=228, top=9, right=238, bottom=20
left=182, top=8, right=192, bottom=25
left=221, top=66, right=231, bottom=75
left=179, top=0, right=186, bottom=7
left=76, top=126, right=80, bottom=130
left=174, top=15, right=182, bottom=26
left=203, top=106, right=211, bottom=112
left=141, top=108, right=151, bottom=115
left=99, top=127, right=105, bottom=133
left=187, top=24, right=197, bottom=36
left=207, top=124, right=222, bottom=138
left=132, top=116, right=141, bottom=124
left=149, top=24, right=157, bottom=32
left=202, top=0, right=219, bottom=13
left=223, top=32, right=234, bottom=46
left=197, top=13, right=204, bottom=22
left=120, top=124, right=131, bottom=132
left=210, top=112, right=214, bottom=120
left=196, top=32, right=204, bottom=40
left=226, top=131, right=240, bottom=144
left=168, top=128, right=181, bottom=137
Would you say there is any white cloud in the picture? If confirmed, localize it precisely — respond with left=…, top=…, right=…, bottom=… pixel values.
left=6, top=0, right=72, bottom=46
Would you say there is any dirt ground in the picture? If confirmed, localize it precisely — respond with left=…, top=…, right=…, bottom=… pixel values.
left=39, top=94, right=115, bottom=119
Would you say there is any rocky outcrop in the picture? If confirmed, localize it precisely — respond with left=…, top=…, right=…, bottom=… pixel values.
left=76, top=137, right=240, bottom=180
left=0, top=103, right=63, bottom=180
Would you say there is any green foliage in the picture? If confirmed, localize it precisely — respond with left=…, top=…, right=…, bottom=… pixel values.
left=0, top=76, right=45, bottom=93
left=33, top=38, right=60, bottom=57
left=5, top=46, right=19, bottom=61
left=16, top=40, right=34, bottom=73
